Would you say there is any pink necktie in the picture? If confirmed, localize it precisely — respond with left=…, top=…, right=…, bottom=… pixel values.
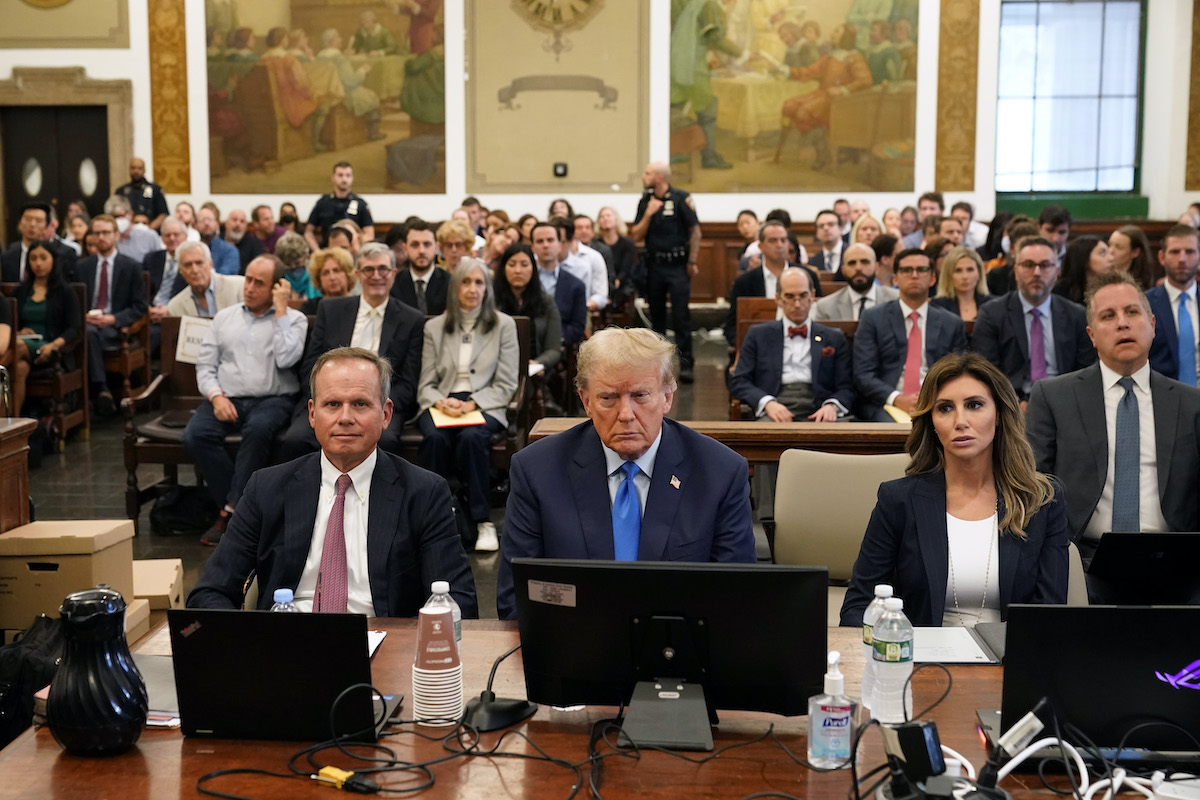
left=903, top=311, right=922, bottom=396
left=97, top=259, right=109, bottom=310
left=316, top=474, right=352, bottom=613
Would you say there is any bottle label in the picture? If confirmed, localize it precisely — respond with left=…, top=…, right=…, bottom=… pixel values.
left=873, top=638, right=912, bottom=662
left=863, top=623, right=873, bottom=645
left=819, top=705, right=853, bottom=723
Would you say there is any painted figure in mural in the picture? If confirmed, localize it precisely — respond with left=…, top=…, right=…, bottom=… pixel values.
left=779, top=20, right=821, bottom=69
left=317, top=29, right=386, bottom=141
left=260, top=27, right=330, bottom=153
left=670, top=0, right=740, bottom=170
left=288, top=28, right=316, bottom=62
left=778, top=24, right=871, bottom=170
left=865, top=20, right=903, bottom=84
left=893, top=18, right=917, bottom=81
left=352, top=11, right=400, bottom=56
left=401, top=27, right=446, bottom=126
left=846, top=0, right=894, bottom=51
left=396, top=0, right=442, bottom=55
left=206, top=0, right=239, bottom=46
left=227, top=28, right=258, bottom=62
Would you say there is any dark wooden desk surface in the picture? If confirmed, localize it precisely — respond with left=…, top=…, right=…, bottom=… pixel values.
left=0, top=620, right=1049, bottom=800
left=529, top=418, right=912, bottom=460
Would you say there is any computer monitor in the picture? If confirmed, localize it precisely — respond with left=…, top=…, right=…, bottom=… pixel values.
left=511, top=559, right=828, bottom=750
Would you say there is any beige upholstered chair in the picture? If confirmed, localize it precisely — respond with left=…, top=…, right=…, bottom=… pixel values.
left=1066, top=542, right=1088, bottom=606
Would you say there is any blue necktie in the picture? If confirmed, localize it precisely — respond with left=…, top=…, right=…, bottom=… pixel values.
left=1179, top=294, right=1197, bottom=386
left=1111, top=376, right=1140, bottom=532
left=612, top=461, right=641, bottom=561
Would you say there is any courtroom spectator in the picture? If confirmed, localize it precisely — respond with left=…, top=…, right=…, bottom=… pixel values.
left=436, top=218, right=473, bottom=274
left=841, top=352, right=1068, bottom=626
left=902, top=192, right=945, bottom=248
left=973, top=237, right=1095, bottom=403
left=730, top=266, right=853, bottom=421
left=1107, top=225, right=1156, bottom=290
left=950, top=201, right=988, bottom=250
left=726, top=221, right=821, bottom=347
left=275, top=231, right=319, bottom=301
left=188, top=347, right=478, bottom=617
left=281, top=242, right=424, bottom=460
left=882, top=208, right=902, bottom=238
left=986, top=217, right=1039, bottom=296
left=166, top=241, right=245, bottom=318
left=814, top=242, right=898, bottom=321
left=978, top=211, right=1015, bottom=262
left=384, top=221, right=409, bottom=269
left=184, top=255, right=308, bottom=546
left=496, top=327, right=756, bottom=619
left=735, top=209, right=761, bottom=258
left=762, top=208, right=809, bottom=263
left=300, top=247, right=356, bottom=315
left=938, top=215, right=964, bottom=247
left=548, top=198, right=574, bottom=219
left=46, top=207, right=80, bottom=257
left=11, top=241, right=81, bottom=418
left=103, top=194, right=163, bottom=265
left=573, top=214, right=615, bottom=293
left=195, top=206, right=239, bottom=276
left=872, top=233, right=900, bottom=288
left=417, top=258, right=520, bottom=553
left=330, top=219, right=364, bottom=258
left=1038, top=204, right=1072, bottom=261
left=809, top=209, right=845, bottom=273
left=1147, top=224, right=1200, bottom=385
left=561, top=217, right=609, bottom=312
left=531, top=221, right=587, bottom=346
left=278, top=202, right=302, bottom=234
left=305, top=162, right=375, bottom=250
left=596, top=206, right=638, bottom=307
left=450, top=208, right=487, bottom=253
left=480, top=222, right=513, bottom=273
left=1, top=202, right=75, bottom=283
left=851, top=213, right=882, bottom=247
left=174, top=201, right=201, bottom=241
left=223, top=208, right=264, bottom=272
left=115, top=157, right=168, bottom=231
left=392, top=218, right=449, bottom=315
left=924, top=236, right=954, bottom=279
left=899, top=205, right=919, bottom=241
left=493, top=242, right=562, bottom=369
left=516, top=214, right=537, bottom=243
left=931, top=247, right=992, bottom=322
left=853, top=248, right=967, bottom=420
left=77, top=215, right=149, bottom=415
left=1055, top=236, right=1114, bottom=305
left=145, top=218, right=189, bottom=326
left=1026, top=271, right=1200, bottom=564
left=251, top=204, right=287, bottom=254
left=65, top=214, right=90, bottom=251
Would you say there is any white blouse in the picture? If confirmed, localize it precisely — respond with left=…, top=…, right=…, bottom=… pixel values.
left=942, top=513, right=1001, bottom=627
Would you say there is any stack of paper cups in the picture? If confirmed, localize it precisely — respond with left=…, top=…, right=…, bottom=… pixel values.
left=412, top=606, right=463, bottom=726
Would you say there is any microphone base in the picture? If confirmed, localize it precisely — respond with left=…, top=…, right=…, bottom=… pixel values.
left=462, top=693, right=538, bottom=732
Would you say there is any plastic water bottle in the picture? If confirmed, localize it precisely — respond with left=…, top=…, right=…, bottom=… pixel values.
left=270, top=588, right=300, bottom=613
left=871, top=597, right=914, bottom=724
left=424, top=581, right=462, bottom=648
left=860, top=584, right=894, bottom=713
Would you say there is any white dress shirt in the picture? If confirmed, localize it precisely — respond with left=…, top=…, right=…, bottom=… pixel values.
left=350, top=296, right=385, bottom=352
left=1085, top=361, right=1170, bottom=541
left=887, top=299, right=929, bottom=405
left=294, top=449, right=378, bottom=615
left=942, top=513, right=1001, bottom=626
left=601, top=429, right=663, bottom=519
left=848, top=284, right=881, bottom=321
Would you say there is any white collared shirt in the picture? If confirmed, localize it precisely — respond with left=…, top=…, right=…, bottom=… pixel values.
left=888, top=299, right=929, bottom=404
left=1085, top=361, right=1169, bottom=540
left=1164, top=281, right=1199, bottom=383
left=602, top=429, right=664, bottom=517
left=821, top=239, right=844, bottom=273
left=295, top=449, right=378, bottom=615
left=756, top=319, right=847, bottom=418
left=351, top=296, right=385, bottom=352
left=848, top=284, right=879, bottom=321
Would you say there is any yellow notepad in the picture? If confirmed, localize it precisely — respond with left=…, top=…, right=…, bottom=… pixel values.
left=430, top=407, right=486, bottom=427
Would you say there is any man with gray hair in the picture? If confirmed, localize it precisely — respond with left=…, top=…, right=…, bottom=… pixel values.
left=496, top=326, right=756, bottom=619
left=280, top=241, right=425, bottom=460
left=165, top=240, right=245, bottom=318
left=104, top=193, right=163, bottom=264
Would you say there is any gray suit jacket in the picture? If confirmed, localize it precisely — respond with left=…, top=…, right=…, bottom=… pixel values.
left=1025, top=362, right=1200, bottom=541
left=418, top=312, right=520, bottom=424
left=813, top=284, right=899, bottom=321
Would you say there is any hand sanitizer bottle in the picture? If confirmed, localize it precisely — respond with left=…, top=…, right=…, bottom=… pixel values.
left=808, top=650, right=856, bottom=769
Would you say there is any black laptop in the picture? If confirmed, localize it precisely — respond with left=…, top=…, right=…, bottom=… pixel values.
left=979, top=605, right=1200, bottom=767
left=167, top=608, right=402, bottom=741
left=1087, top=533, right=1200, bottom=605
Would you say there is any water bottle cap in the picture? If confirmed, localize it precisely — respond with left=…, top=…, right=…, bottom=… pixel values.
left=884, top=597, right=903, bottom=611
left=273, top=588, right=294, bottom=604
left=431, top=580, right=450, bottom=594
left=874, top=584, right=893, bottom=598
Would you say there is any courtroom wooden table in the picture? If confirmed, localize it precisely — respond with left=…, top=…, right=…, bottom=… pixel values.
left=0, top=417, right=35, bottom=533
left=528, top=418, right=911, bottom=462
left=0, top=620, right=1049, bottom=800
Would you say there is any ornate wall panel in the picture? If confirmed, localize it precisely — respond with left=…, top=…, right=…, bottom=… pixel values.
left=149, top=0, right=191, bottom=193
left=935, top=0, right=979, bottom=191
left=1187, top=5, right=1200, bottom=190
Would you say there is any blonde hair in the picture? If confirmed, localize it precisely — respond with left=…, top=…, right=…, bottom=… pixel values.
left=936, top=247, right=989, bottom=299
left=307, top=247, right=357, bottom=293
left=576, top=327, right=678, bottom=392
left=437, top=218, right=474, bottom=246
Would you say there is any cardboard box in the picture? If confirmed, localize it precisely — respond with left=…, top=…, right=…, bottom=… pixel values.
left=133, top=559, right=184, bottom=610
left=0, top=521, right=135, bottom=630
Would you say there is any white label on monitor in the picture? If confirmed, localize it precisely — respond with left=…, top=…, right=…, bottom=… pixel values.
left=527, top=579, right=577, bottom=608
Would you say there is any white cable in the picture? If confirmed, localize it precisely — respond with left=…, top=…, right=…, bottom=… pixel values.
left=941, top=745, right=977, bottom=779
left=996, top=736, right=1091, bottom=794
left=1082, top=768, right=1157, bottom=800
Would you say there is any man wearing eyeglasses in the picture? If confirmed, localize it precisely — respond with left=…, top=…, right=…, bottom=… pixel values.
left=853, top=248, right=967, bottom=421
left=972, top=236, right=1094, bottom=403
left=279, top=242, right=425, bottom=460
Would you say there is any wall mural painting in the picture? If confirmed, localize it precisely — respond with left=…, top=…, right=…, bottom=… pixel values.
left=205, top=0, right=445, bottom=194
left=670, top=0, right=918, bottom=193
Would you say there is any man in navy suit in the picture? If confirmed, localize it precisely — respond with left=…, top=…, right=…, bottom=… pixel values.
left=729, top=267, right=853, bottom=421
left=76, top=214, right=149, bottom=414
left=389, top=218, right=450, bottom=315
left=1147, top=224, right=1200, bottom=385
left=496, top=327, right=756, bottom=619
left=854, top=248, right=967, bottom=421
left=806, top=209, right=845, bottom=273
left=972, top=236, right=1095, bottom=402
left=188, top=347, right=477, bottom=616
left=531, top=221, right=587, bottom=346
left=0, top=202, right=74, bottom=283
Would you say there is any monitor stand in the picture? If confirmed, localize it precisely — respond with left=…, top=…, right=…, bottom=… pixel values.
left=618, top=679, right=714, bottom=751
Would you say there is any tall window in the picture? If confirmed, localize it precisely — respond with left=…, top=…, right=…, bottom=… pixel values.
left=995, top=1, right=1144, bottom=192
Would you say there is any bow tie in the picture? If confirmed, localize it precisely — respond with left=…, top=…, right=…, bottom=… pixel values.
left=788, top=325, right=807, bottom=339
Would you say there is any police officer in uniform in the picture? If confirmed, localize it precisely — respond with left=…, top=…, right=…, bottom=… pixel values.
left=304, top=161, right=376, bottom=250
left=115, top=157, right=169, bottom=231
left=630, top=161, right=701, bottom=383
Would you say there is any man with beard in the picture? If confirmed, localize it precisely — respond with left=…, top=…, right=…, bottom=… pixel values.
left=813, top=243, right=898, bottom=321
left=223, top=208, right=264, bottom=272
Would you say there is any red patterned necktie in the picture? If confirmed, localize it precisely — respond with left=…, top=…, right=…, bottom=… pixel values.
left=97, top=259, right=109, bottom=310
left=903, top=311, right=922, bottom=396
left=316, top=474, right=352, bottom=612
left=788, top=324, right=807, bottom=339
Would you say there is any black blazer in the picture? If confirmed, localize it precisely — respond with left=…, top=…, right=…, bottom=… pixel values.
left=14, top=282, right=81, bottom=347
left=187, top=451, right=478, bottom=617
left=840, top=472, right=1069, bottom=626
left=930, top=292, right=995, bottom=318
left=971, top=291, right=1095, bottom=401
left=390, top=267, right=450, bottom=316
left=74, top=253, right=148, bottom=327
left=299, top=296, right=425, bottom=419
left=722, top=264, right=822, bottom=345
left=1, top=240, right=75, bottom=284
left=142, top=250, right=187, bottom=303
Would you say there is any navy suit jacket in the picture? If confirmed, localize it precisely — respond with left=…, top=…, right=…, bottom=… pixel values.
left=852, top=300, right=968, bottom=420
left=839, top=472, right=1069, bottom=627
left=187, top=451, right=479, bottom=617
left=971, top=291, right=1095, bottom=400
left=496, top=418, right=756, bottom=619
left=550, top=268, right=587, bottom=346
left=722, top=265, right=822, bottom=345
left=728, top=320, right=853, bottom=414
left=1147, top=285, right=1187, bottom=380
left=299, top=296, right=425, bottom=419
left=74, top=253, right=148, bottom=327
left=1025, top=362, right=1200, bottom=541
left=142, top=249, right=187, bottom=302
left=390, top=267, right=450, bottom=316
